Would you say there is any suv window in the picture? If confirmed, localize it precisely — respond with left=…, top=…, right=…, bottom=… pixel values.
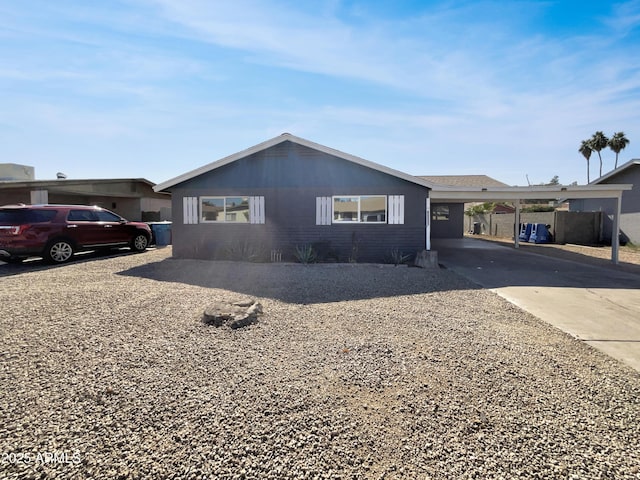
left=68, top=210, right=97, bottom=222
left=0, top=209, right=57, bottom=224
left=95, top=210, right=123, bottom=222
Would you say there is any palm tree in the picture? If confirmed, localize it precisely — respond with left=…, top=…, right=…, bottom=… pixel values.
left=590, top=131, right=609, bottom=178
left=608, top=131, right=630, bottom=169
left=579, top=139, right=593, bottom=183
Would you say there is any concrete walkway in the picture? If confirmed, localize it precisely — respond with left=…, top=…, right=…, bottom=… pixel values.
left=433, top=237, right=640, bottom=373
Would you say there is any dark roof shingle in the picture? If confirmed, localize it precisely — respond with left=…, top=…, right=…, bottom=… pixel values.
left=416, top=175, right=508, bottom=188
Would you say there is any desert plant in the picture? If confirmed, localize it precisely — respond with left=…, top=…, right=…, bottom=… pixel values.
left=386, top=248, right=412, bottom=266
left=465, top=202, right=496, bottom=216
left=579, top=139, right=593, bottom=183
left=225, top=241, right=261, bottom=261
left=590, top=131, right=609, bottom=178
left=521, top=205, right=555, bottom=213
left=294, top=244, right=317, bottom=264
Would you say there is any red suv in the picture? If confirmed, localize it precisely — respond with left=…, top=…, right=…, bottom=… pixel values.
left=0, top=204, right=152, bottom=264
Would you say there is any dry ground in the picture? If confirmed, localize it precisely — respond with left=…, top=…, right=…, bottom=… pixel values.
left=1, top=247, right=639, bottom=479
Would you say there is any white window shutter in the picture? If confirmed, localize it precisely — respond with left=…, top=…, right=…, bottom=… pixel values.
left=183, top=197, right=198, bottom=224
left=249, top=196, right=265, bottom=224
left=388, top=195, right=404, bottom=224
left=316, top=197, right=331, bottom=225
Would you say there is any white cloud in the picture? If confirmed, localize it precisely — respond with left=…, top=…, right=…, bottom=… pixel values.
left=2, top=0, right=639, bottom=186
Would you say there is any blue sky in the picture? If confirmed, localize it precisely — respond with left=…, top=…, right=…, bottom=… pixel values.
left=1, top=0, right=639, bottom=186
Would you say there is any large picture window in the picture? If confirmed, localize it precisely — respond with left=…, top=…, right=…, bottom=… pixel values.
left=201, top=196, right=250, bottom=223
left=333, top=195, right=386, bottom=223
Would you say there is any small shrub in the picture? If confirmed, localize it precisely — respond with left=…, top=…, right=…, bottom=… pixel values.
left=386, top=248, right=412, bottom=266
left=521, top=205, right=555, bottom=213
left=294, top=244, right=317, bottom=264
left=225, top=241, right=261, bottom=262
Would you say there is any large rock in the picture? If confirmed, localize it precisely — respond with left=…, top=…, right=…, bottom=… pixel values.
left=203, top=299, right=263, bottom=329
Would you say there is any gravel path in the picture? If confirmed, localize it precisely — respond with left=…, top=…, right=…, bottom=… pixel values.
left=1, top=247, right=639, bottom=479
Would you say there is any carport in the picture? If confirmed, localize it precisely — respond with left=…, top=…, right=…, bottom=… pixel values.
left=428, top=184, right=633, bottom=264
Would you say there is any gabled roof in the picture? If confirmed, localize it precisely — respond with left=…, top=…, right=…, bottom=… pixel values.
left=417, top=175, right=508, bottom=188
left=153, top=133, right=436, bottom=192
left=590, top=159, right=640, bottom=185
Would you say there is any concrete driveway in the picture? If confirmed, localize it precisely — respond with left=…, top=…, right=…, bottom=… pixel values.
left=433, top=237, right=640, bottom=373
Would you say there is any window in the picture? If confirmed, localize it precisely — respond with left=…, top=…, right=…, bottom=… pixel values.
left=333, top=195, right=386, bottom=223
left=432, top=205, right=450, bottom=221
left=196, top=196, right=265, bottom=224
left=316, top=195, right=403, bottom=225
left=0, top=209, right=56, bottom=224
left=96, top=210, right=123, bottom=222
left=68, top=210, right=97, bottom=222
left=201, top=197, right=250, bottom=223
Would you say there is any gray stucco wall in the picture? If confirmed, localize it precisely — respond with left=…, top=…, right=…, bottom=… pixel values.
left=469, top=212, right=554, bottom=238
left=468, top=211, right=602, bottom=244
left=553, top=211, right=602, bottom=244
left=570, top=164, right=640, bottom=245
left=169, top=141, right=431, bottom=262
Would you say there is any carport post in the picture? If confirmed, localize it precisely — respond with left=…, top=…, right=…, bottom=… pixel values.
left=514, top=199, right=521, bottom=249
left=426, top=197, right=431, bottom=251
left=612, top=193, right=622, bottom=265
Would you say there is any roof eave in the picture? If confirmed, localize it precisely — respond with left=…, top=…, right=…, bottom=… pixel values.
left=0, top=178, right=157, bottom=188
left=589, top=159, right=640, bottom=185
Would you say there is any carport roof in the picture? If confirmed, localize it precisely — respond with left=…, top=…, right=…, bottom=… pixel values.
left=0, top=178, right=167, bottom=199
left=429, top=184, right=632, bottom=203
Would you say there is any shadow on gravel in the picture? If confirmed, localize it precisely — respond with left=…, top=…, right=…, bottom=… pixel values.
left=117, top=258, right=479, bottom=303
left=0, top=249, right=151, bottom=278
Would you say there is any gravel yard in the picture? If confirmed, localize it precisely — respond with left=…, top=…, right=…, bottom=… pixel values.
left=1, top=247, right=640, bottom=479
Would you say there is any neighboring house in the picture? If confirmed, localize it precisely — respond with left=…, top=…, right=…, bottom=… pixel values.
left=418, top=175, right=508, bottom=189
left=569, top=159, right=640, bottom=245
left=154, top=133, right=450, bottom=262
left=418, top=175, right=509, bottom=237
left=0, top=177, right=172, bottom=222
left=0, top=163, right=35, bottom=181
left=491, top=203, right=516, bottom=214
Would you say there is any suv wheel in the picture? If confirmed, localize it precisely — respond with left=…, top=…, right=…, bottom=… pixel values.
left=45, top=240, right=74, bottom=263
left=131, top=233, right=149, bottom=252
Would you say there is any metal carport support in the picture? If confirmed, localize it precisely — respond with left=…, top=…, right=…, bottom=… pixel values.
left=514, top=200, right=520, bottom=249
